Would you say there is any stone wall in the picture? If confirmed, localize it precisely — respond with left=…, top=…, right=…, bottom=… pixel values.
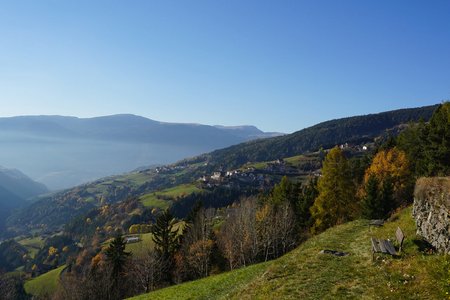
left=413, top=177, right=450, bottom=253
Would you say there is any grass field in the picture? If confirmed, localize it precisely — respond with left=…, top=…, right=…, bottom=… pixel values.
left=24, top=265, right=66, bottom=298
left=17, top=236, right=44, bottom=259
left=139, top=184, right=201, bottom=208
left=131, top=207, right=447, bottom=300
left=123, top=222, right=186, bottom=257
left=126, top=233, right=154, bottom=256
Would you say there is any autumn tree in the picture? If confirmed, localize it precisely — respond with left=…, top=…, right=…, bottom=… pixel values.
left=363, top=147, right=412, bottom=208
left=217, top=198, right=258, bottom=270
left=310, top=147, right=356, bottom=233
left=177, top=207, right=216, bottom=280
left=129, top=249, right=164, bottom=294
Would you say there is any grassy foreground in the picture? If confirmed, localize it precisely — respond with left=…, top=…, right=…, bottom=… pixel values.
left=131, top=207, right=447, bottom=299
left=24, top=265, right=66, bottom=298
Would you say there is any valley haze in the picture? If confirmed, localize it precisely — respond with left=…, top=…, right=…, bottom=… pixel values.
left=0, top=114, right=282, bottom=190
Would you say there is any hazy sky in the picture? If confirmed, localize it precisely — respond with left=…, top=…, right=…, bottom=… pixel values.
left=0, top=1, right=449, bottom=133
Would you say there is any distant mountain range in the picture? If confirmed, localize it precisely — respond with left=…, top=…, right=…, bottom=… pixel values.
left=0, top=115, right=282, bottom=190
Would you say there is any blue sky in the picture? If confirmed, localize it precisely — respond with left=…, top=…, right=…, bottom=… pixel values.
left=0, top=1, right=449, bottom=133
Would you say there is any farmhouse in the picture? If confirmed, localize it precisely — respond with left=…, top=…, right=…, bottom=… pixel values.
left=125, top=236, right=140, bottom=244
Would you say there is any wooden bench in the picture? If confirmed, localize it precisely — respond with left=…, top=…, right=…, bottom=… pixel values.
left=371, top=227, right=405, bottom=260
left=368, top=219, right=384, bottom=231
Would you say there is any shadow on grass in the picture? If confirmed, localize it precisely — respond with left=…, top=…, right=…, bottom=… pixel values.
left=413, top=238, right=437, bottom=255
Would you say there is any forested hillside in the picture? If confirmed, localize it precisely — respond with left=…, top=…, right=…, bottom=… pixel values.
left=193, top=104, right=437, bottom=169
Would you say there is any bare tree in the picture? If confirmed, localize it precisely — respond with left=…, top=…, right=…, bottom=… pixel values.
left=129, top=249, right=164, bottom=294
left=217, top=198, right=258, bottom=270
left=178, top=207, right=215, bottom=279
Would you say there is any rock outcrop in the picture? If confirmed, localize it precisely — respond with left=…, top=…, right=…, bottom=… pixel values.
left=413, top=177, right=450, bottom=253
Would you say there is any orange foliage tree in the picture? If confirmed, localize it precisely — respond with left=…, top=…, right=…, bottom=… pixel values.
left=362, top=147, right=413, bottom=207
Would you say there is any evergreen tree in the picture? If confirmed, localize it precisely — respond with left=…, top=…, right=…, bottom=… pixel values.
left=397, top=120, right=427, bottom=176
left=310, top=147, right=356, bottom=233
left=105, top=234, right=131, bottom=279
left=398, top=102, right=450, bottom=177
left=297, top=177, right=318, bottom=229
left=423, top=102, right=450, bottom=176
left=269, top=176, right=297, bottom=207
left=151, top=210, right=180, bottom=282
left=380, top=175, right=394, bottom=216
left=361, top=175, right=381, bottom=219
left=104, top=234, right=131, bottom=299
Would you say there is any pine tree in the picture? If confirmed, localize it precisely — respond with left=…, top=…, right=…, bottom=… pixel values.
left=269, top=176, right=297, bottom=207
left=297, top=177, right=318, bottom=229
left=361, top=175, right=381, bottom=219
left=105, top=234, right=131, bottom=279
left=104, top=234, right=131, bottom=299
left=310, top=147, right=356, bottom=233
left=423, top=102, right=450, bottom=176
left=151, top=210, right=180, bottom=283
left=380, top=175, right=394, bottom=217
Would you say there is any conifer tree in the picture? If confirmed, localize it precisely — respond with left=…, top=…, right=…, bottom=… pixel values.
left=105, top=234, right=131, bottom=299
left=105, top=234, right=131, bottom=279
left=423, top=102, right=450, bottom=176
left=380, top=175, right=394, bottom=216
left=151, top=210, right=180, bottom=283
left=269, top=176, right=297, bottom=207
left=310, top=147, right=355, bottom=233
left=297, top=177, right=318, bottom=229
left=361, top=175, right=380, bottom=219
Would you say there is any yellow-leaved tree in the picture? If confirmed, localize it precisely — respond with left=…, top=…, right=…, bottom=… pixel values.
left=362, top=147, right=412, bottom=208
left=310, top=146, right=356, bottom=233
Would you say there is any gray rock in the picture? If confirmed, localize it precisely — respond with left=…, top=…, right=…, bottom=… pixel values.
left=413, top=177, right=450, bottom=254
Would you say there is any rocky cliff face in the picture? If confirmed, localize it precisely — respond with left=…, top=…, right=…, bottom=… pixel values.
left=413, top=177, right=450, bottom=253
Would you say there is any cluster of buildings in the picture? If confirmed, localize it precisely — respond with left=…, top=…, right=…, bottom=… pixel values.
left=339, top=143, right=369, bottom=151
left=155, top=165, right=186, bottom=174
left=199, top=167, right=268, bottom=189
left=198, top=159, right=305, bottom=190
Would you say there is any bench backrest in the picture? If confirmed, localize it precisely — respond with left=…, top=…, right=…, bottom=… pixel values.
left=396, top=227, right=404, bottom=251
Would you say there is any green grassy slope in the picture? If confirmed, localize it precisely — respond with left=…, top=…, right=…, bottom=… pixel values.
left=139, top=184, right=201, bottom=209
left=131, top=207, right=446, bottom=300
left=17, top=236, right=44, bottom=259
left=24, top=265, right=66, bottom=298
left=126, top=233, right=154, bottom=256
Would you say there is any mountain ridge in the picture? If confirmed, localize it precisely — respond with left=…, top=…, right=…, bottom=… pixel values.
left=0, top=114, right=278, bottom=189
left=191, top=104, right=439, bottom=169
